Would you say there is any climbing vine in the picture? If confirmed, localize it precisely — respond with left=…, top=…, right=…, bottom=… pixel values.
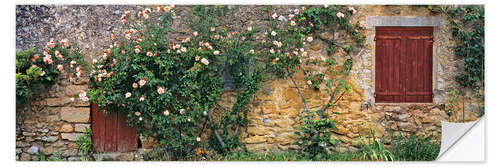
left=16, top=39, right=86, bottom=109
left=429, top=5, right=484, bottom=89
left=259, top=5, right=366, bottom=158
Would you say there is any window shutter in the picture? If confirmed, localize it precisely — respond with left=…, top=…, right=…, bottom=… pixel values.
left=375, top=27, right=404, bottom=102
left=375, top=27, right=433, bottom=103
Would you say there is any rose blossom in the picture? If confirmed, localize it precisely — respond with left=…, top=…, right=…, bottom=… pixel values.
left=348, top=6, right=356, bottom=14
left=139, top=95, right=145, bottom=101
left=147, top=51, right=153, bottom=57
left=307, top=36, right=313, bottom=42
left=40, top=71, right=45, bottom=76
left=195, top=55, right=200, bottom=61
left=200, top=58, right=209, bottom=65
left=307, top=80, right=313, bottom=85
left=179, top=109, right=185, bottom=114
left=57, top=64, right=64, bottom=72
left=157, top=87, right=164, bottom=94
left=193, top=31, right=198, bottom=37
left=132, top=83, right=138, bottom=88
left=60, top=38, right=69, bottom=48
left=359, top=20, right=366, bottom=29
left=271, top=31, right=277, bottom=36
left=139, top=79, right=147, bottom=87
left=125, top=92, right=131, bottom=98
left=210, top=27, right=215, bottom=32
left=336, top=12, right=345, bottom=18
left=213, top=50, right=220, bottom=55
left=196, top=137, right=201, bottom=142
left=270, top=48, right=275, bottom=54
left=247, top=27, right=252, bottom=31
left=163, top=109, right=170, bottom=116
left=272, top=13, right=278, bottom=19
left=290, top=20, right=296, bottom=26
left=181, top=47, right=187, bottom=52
left=135, top=112, right=141, bottom=116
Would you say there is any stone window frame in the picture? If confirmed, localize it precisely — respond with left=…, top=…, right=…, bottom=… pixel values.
left=365, top=16, right=444, bottom=105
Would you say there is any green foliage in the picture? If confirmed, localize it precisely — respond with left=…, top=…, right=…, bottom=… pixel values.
left=357, top=130, right=394, bottom=161
left=390, top=133, right=440, bottom=161
left=295, top=110, right=339, bottom=160
left=16, top=42, right=85, bottom=109
left=36, top=151, right=62, bottom=161
left=87, top=6, right=265, bottom=159
left=263, top=6, right=364, bottom=159
left=75, top=127, right=93, bottom=161
left=437, top=5, right=484, bottom=89
left=445, top=90, right=458, bottom=116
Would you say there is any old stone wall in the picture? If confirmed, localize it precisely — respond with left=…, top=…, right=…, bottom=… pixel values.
left=16, top=5, right=483, bottom=160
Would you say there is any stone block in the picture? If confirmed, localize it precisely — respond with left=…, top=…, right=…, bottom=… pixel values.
left=74, top=124, right=90, bottom=132
left=61, top=124, right=74, bottom=132
left=60, top=107, right=90, bottom=123
left=61, top=133, right=83, bottom=141
left=247, top=126, right=269, bottom=136
left=243, top=136, right=266, bottom=144
left=46, top=97, right=70, bottom=107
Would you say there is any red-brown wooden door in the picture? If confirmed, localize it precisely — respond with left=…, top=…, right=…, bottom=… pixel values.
left=91, top=103, right=138, bottom=152
left=375, top=27, right=433, bottom=103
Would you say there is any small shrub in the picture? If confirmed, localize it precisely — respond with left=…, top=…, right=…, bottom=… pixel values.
left=390, top=133, right=440, bottom=161
left=75, top=127, right=93, bottom=161
left=357, top=131, right=395, bottom=161
left=295, top=110, right=339, bottom=160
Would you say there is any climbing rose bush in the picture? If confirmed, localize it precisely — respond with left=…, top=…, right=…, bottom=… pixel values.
left=16, top=39, right=86, bottom=109
left=86, top=5, right=259, bottom=159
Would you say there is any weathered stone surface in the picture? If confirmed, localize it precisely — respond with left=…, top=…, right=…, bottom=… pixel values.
left=275, top=133, right=296, bottom=145
left=60, top=107, right=90, bottom=123
left=243, top=136, right=266, bottom=144
left=27, top=146, right=39, bottom=154
left=61, top=133, right=83, bottom=141
left=46, top=97, right=71, bottom=107
left=74, top=124, right=90, bottom=132
left=247, top=126, right=269, bottom=136
left=61, top=124, right=74, bottom=132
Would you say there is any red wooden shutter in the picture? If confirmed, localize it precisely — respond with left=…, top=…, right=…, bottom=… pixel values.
left=91, top=103, right=138, bottom=152
left=375, top=27, right=433, bottom=103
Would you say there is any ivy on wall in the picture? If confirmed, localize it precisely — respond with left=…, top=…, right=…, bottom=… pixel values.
left=429, top=5, right=484, bottom=89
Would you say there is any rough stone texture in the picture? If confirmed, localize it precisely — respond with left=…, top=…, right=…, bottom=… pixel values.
left=74, top=124, right=90, bottom=132
left=61, top=133, right=84, bottom=141
left=16, top=5, right=484, bottom=160
left=60, top=107, right=90, bottom=123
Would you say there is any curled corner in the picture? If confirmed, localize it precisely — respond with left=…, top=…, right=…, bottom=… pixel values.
left=437, top=117, right=483, bottom=160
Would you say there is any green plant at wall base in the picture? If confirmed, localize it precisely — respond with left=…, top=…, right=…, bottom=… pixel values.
left=357, top=130, right=394, bottom=161
left=75, top=127, right=93, bottom=161
left=390, top=133, right=440, bottom=161
left=445, top=90, right=457, bottom=116
left=16, top=41, right=86, bottom=109
left=295, top=110, right=339, bottom=160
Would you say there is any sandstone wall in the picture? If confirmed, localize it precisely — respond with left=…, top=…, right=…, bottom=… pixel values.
left=16, top=5, right=483, bottom=160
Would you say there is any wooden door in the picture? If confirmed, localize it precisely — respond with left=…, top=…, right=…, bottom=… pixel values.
left=91, top=103, right=138, bottom=152
left=375, top=27, right=433, bottom=103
